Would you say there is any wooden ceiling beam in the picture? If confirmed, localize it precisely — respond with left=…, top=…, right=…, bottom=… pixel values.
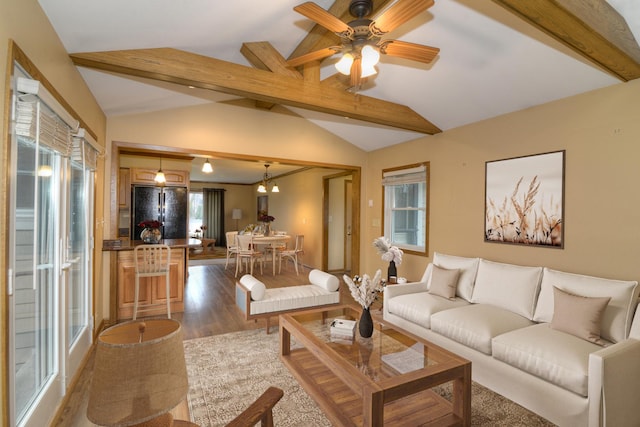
left=492, top=0, right=640, bottom=81
left=70, top=48, right=441, bottom=134
left=240, top=41, right=303, bottom=109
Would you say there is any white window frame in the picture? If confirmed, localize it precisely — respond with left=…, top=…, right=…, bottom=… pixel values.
left=382, top=162, right=429, bottom=256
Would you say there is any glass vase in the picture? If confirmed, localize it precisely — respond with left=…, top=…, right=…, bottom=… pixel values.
left=141, top=227, right=162, bottom=244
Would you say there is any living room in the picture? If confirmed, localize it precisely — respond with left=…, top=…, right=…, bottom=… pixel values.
left=3, top=0, right=640, bottom=426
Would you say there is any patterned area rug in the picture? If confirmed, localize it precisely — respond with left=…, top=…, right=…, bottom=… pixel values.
left=183, top=328, right=555, bottom=426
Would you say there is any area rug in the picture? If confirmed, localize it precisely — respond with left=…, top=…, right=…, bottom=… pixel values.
left=183, top=329, right=555, bottom=426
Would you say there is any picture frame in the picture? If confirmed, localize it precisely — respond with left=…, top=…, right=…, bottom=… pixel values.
left=485, top=150, right=565, bottom=248
left=257, top=195, right=268, bottom=221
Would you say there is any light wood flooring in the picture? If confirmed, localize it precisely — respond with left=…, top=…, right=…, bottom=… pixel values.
left=53, top=260, right=362, bottom=426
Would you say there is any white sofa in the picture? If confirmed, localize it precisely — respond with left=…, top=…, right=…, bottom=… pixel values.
left=383, top=252, right=640, bottom=427
left=235, top=269, right=341, bottom=333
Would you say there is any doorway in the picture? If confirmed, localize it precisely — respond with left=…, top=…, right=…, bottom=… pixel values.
left=323, top=171, right=359, bottom=274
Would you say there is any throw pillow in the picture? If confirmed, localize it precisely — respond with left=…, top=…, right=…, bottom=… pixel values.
left=428, top=265, right=460, bottom=300
left=239, top=274, right=266, bottom=301
left=550, top=286, right=611, bottom=345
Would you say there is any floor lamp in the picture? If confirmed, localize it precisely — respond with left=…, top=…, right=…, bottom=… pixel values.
left=232, top=209, right=242, bottom=230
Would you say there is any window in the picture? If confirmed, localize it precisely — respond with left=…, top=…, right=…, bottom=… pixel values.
left=382, top=163, right=429, bottom=255
left=189, top=191, right=203, bottom=234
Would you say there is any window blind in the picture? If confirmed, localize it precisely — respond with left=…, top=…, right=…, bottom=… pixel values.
left=382, top=165, right=427, bottom=186
left=15, top=76, right=80, bottom=157
left=72, top=129, right=100, bottom=170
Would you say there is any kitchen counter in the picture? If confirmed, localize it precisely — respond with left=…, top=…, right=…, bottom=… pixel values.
left=102, top=238, right=201, bottom=321
left=102, top=238, right=202, bottom=251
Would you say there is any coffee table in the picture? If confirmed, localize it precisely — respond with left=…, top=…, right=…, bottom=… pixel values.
left=279, top=305, right=471, bottom=426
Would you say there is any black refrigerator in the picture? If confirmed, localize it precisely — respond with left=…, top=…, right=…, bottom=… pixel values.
left=132, top=185, right=188, bottom=240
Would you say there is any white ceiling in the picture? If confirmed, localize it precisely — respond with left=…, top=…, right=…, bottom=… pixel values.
left=38, top=0, right=640, bottom=155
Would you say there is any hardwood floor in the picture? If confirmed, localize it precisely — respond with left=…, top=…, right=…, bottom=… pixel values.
left=53, top=260, right=359, bottom=426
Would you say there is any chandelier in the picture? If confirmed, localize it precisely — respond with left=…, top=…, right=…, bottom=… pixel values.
left=257, top=164, right=280, bottom=193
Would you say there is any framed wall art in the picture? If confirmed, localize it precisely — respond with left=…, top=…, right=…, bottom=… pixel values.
left=257, top=195, right=268, bottom=221
left=485, top=150, right=565, bottom=248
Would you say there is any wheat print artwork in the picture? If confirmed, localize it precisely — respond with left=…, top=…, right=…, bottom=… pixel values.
left=485, top=151, right=564, bottom=247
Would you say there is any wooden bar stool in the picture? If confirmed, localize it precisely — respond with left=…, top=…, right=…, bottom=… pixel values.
left=133, top=244, right=171, bottom=319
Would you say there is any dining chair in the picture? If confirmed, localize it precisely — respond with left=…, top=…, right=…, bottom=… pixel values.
left=225, top=231, right=239, bottom=270
left=278, top=234, right=304, bottom=275
left=133, top=244, right=171, bottom=319
left=235, top=234, right=264, bottom=277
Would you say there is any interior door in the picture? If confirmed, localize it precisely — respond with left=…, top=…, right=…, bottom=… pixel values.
left=344, top=180, right=353, bottom=273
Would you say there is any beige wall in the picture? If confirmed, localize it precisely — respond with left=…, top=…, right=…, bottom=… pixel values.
left=364, top=79, right=640, bottom=284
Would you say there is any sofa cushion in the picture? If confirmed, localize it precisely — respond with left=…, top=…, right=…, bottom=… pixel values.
left=428, top=253, right=480, bottom=301
left=428, top=265, right=459, bottom=300
left=551, top=287, right=610, bottom=345
left=533, top=268, right=639, bottom=343
left=387, top=292, right=469, bottom=329
left=430, top=304, right=534, bottom=355
left=471, top=259, right=543, bottom=319
left=492, top=323, right=607, bottom=397
left=239, top=274, right=266, bottom=301
left=308, top=269, right=339, bottom=292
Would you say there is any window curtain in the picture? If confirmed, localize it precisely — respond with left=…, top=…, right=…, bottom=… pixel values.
left=203, top=188, right=225, bottom=246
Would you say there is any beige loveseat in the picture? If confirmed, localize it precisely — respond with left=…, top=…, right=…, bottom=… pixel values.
left=383, top=252, right=640, bottom=426
left=235, top=269, right=341, bottom=333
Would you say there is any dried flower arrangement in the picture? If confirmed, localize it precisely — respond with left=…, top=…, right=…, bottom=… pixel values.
left=373, top=236, right=403, bottom=265
left=343, top=270, right=385, bottom=309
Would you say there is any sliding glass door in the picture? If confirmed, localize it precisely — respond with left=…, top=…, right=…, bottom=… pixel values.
left=65, top=147, right=93, bottom=382
left=8, top=66, right=95, bottom=426
left=10, top=137, right=61, bottom=426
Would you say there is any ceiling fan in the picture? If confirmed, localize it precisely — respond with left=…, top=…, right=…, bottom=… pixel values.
left=288, top=0, right=439, bottom=89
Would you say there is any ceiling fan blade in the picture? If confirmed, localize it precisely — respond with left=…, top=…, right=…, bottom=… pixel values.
left=287, top=47, right=339, bottom=68
left=378, top=40, right=439, bottom=63
left=370, top=0, right=434, bottom=35
left=294, top=2, right=354, bottom=38
left=350, top=56, right=363, bottom=88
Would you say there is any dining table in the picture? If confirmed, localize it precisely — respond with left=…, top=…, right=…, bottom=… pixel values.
left=251, top=234, right=291, bottom=276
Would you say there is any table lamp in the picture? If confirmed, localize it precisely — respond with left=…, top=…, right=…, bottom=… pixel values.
left=87, top=319, right=189, bottom=427
left=232, top=209, right=242, bottom=230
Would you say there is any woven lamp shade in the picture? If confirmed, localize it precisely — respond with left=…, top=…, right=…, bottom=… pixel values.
left=87, top=319, right=189, bottom=426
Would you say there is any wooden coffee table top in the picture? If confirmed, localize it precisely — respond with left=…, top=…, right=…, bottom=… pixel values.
left=279, top=304, right=471, bottom=426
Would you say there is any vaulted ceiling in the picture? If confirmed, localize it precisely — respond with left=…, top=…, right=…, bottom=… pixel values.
left=39, top=0, right=640, bottom=152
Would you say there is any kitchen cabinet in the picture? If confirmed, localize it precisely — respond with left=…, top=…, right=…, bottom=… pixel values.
left=118, top=167, right=131, bottom=208
left=104, top=242, right=192, bottom=320
left=130, top=168, right=189, bottom=187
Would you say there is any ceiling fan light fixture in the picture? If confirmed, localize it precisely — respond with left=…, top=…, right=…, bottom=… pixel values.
left=361, top=45, right=380, bottom=67
left=361, top=62, right=377, bottom=78
left=202, top=159, right=213, bottom=173
left=335, top=53, right=354, bottom=75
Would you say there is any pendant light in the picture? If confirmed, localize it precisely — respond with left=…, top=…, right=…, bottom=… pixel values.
left=202, top=159, right=213, bottom=173
left=154, top=157, right=166, bottom=184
